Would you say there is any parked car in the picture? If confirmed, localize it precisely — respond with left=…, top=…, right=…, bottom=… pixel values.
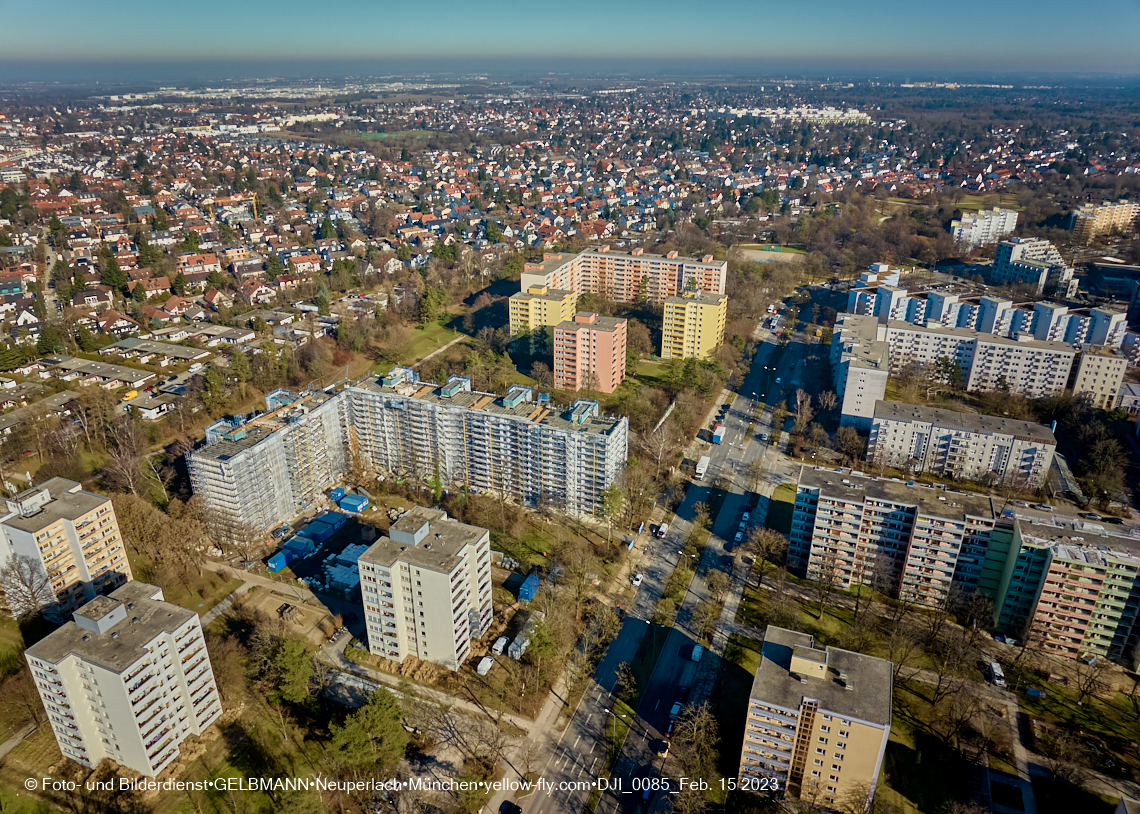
left=734, top=531, right=744, bottom=543
left=631, top=573, right=644, bottom=588
left=742, top=512, right=750, bottom=522
left=655, top=739, right=670, bottom=758
left=1078, top=512, right=1102, bottom=520
left=775, top=377, right=782, bottom=384
left=669, top=701, right=684, bottom=719
left=1104, top=517, right=1126, bottom=525
left=1011, top=500, right=1030, bottom=508
left=759, top=433, right=769, bottom=442
left=1032, top=503, right=1053, bottom=512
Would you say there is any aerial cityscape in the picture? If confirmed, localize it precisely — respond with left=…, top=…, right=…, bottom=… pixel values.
left=0, top=5, right=1139, bottom=814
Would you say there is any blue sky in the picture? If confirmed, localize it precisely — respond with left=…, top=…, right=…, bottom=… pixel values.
left=0, top=0, right=1138, bottom=77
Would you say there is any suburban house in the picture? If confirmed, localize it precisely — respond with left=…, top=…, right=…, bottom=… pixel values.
left=203, top=288, right=234, bottom=311
left=238, top=279, right=276, bottom=305
left=95, top=310, right=139, bottom=337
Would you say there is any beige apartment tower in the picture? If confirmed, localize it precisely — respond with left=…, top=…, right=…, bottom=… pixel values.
left=0, top=478, right=132, bottom=622
left=507, top=284, right=577, bottom=336
left=739, top=626, right=892, bottom=810
left=358, top=507, right=492, bottom=671
left=24, top=582, right=222, bottom=776
left=553, top=312, right=628, bottom=393
left=661, top=290, right=728, bottom=360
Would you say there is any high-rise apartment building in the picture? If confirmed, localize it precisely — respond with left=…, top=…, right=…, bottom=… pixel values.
left=358, top=507, right=492, bottom=670
left=507, top=285, right=577, bottom=336
left=661, top=290, right=729, bottom=360
left=790, top=466, right=997, bottom=605
left=187, top=377, right=629, bottom=527
left=187, top=390, right=345, bottom=530
left=0, top=478, right=131, bottom=622
left=830, top=314, right=1078, bottom=428
left=518, top=247, right=727, bottom=306
left=990, top=238, right=1077, bottom=298
left=868, top=401, right=1056, bottom=489
left=738, top=626, right=892, bottom=811
left=951, top=207, right=1019, bottom=247
left=345, top=370, right=628, bottom=516
left=1069, top=345, right=1128, bottom=410
left=1068, top=200, right=1140, bottom=243
left=790, top=467, right=1140, bottom=664
left=553, top=312, right=628, bottom=393
left=24, top=582, right=222, bottom=776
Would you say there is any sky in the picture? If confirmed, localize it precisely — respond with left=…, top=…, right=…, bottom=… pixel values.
left=0, top=0, right=1138, bottom=82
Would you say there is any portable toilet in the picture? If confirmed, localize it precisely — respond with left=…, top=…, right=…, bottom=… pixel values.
left=518, top=573, right=540, bottom=603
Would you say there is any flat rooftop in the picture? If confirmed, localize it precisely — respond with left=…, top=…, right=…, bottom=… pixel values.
left=352, top=376, right=625, bottom=436
left=358, top=507, right=486, bottom=573
left=798, top=466, right=996, bottom=521
left=886, top=320, right=1076, bottom=354
left=872, top=400, right=1056, bottom=444
left=2, top=477, right=110, bottom=533
left=750, top=626, right=892, bottom=727
left=104, top=338, right=211, bottom=360
left=25, top=582, right=197, bottom=673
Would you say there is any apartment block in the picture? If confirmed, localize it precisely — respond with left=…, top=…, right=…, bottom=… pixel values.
left=518, top=246, right=727, bottom=306
left=738, top=626, right=891, bottom=811
left=830, top=315, right=1077, bottom=427
left=553, top=312, right=627, bottom=393
left=790, top=468, right=1140, bottom=664
left=1068, top=199, right=1140, bottom=243
left=979, top=518, right=1140, bottom=662
left=187, top=390, right=345, bottom=531
left=868, top=401, right=1056, bottom=489
left=951, top=207, right=1019, bottom=247
left=1069, top=345, right=1128, bottom=410
left=990, top=237, right=1077, bottom=298
left=358, top=507, right=492, bottom=670
left=24, top=582, right=222, bottom=776
left=660, top=290, right=728, bottom=359
left=507, top=284, right=577, bottom=336
left=789, top=467, right=996, bottom=606
left=345, top=369, right=628, bottom=517
left=0, top=478, right=131, bottom=622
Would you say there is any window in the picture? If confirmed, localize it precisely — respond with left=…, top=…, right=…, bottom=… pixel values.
left=818, top=737, right=828, bottom=744
left=814, top=759, right=823, bottom=766
left=816, top=748, right=826, bottom=755
left=820, top=725, right=830, bottom=733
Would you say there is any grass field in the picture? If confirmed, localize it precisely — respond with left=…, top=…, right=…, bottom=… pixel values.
left=632, top=359, right=670, bottom=387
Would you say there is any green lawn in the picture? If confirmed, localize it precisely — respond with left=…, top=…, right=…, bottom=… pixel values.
left=126, top=549, right=242, bottom=616
left=0, top=783, right=53, bottom=814
left=401, top=323, right=465, bottom=366
left=631, top=359, right=670, bottom=387
left=764, top=483, right=795, bottom=534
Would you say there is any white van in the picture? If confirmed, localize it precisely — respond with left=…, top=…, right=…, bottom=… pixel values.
left=691, top=644, right=704, bottom=663
left=491, top=636, right=509, bottom=656
left=476, top=656, right=494, bottom=676
left=989, top=661, right=1006, bottom=688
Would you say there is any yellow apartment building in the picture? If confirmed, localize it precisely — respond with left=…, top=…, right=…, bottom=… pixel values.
left=661, top=290, right=728, bottom=359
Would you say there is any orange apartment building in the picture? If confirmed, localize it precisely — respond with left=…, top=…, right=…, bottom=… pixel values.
left=553, top=312, right=628, bottom=393
left=519, top=246, right=727, bottom=306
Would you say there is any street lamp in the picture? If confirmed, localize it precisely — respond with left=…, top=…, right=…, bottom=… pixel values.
left=602, top=708, right=628, bottom=756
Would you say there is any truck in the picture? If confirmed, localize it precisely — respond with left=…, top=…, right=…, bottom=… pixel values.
left=712, top=423, right=725, bottom=444
left=695, top=456, right=711, bottom=480
left=119, top=390, right=138, bottom=404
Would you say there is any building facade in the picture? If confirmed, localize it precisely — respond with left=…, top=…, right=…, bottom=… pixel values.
left=187, top=390, right=345, bottom=531
left=868, top=401, right=1056, bottom=489
left=24, top=582, right=222, bottom=776
left=553, top=312, right=628, bottom=393
left=990, top=238, right=1077, bottom=298
left=0, top=478, right=131, bottom=622
left=1068, top=200, right=1140, bottom=243
left=345, top=369, right=628, bottom=517
left=358, top=507, right=492, bottom=670
left=950, top=207, right=1018, bottom=247
left=518, top=247, right=727, bottom=306
left=507, top=285, right=577, bottom=336
left=661, top=290, right=728, bottom=360
left=739, top=626, right=892, bottom=811
left=1069, top=345, right=1128, bottom=410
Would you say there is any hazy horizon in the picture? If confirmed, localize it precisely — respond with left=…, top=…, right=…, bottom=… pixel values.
left=1, top=0, right=1138, bottom=85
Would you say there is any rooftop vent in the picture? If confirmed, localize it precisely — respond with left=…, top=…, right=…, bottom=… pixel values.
left=81, top=635, right=89, bottom=642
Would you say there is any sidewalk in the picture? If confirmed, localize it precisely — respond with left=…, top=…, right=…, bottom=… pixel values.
left=412, top=332, right=467, bottom=368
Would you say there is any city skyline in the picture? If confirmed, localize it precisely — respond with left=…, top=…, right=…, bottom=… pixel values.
left=0, top=0, right=1138, bottom=81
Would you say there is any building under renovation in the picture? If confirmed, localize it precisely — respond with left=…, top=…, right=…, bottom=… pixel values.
left=188, top=374, right=628, bottom=529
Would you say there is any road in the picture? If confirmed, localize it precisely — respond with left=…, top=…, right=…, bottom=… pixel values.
left=517, top=316, right=811, bottom=811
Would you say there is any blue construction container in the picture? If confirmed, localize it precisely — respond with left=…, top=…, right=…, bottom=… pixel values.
left=325, top=512, right=348, bottom=531
left=267, top=550, right=293, bottom=572
left=330, top=487, right=346, bottom=502
left=518, top=573, right=540, bottom=603
left=339, top=494, right=369, bottom=513
left=283, top=536, right=313, bottom=557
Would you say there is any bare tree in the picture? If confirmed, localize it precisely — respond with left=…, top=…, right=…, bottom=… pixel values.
left=1074, top=657, right=1109, bottom=704
left=1039, top=727, right=1087, bottom=786
left=934, top=683, right=984, bottom=744
left=747, top=528, right=788, bottom=587
left=0, top=554, right=55, bottom=619
left=744, top=458, right=767, bottom=494
left=816, top=390, right=838, bottom=412
left=671, top=701, right=720, bottom=782
left=885, top=622, right=925, bottom=689
left=793, top=389, right=815, bottom=434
